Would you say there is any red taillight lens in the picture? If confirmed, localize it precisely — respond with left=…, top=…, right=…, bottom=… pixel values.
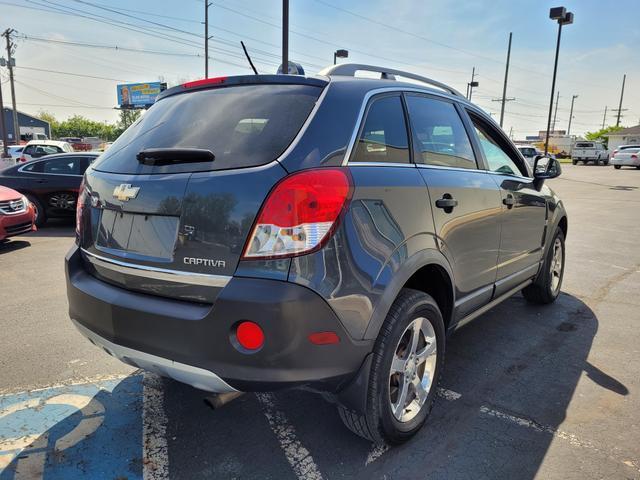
left=235, top=321, right=264, bottom=350
left=19, top=155, right=26, bottom=163
left=632, top=154, right=638, bottom=159
left=75, top=178, right=87, bottom=242
left=612, top=150, right=618, bottom=157
left=182, top=76, right=227, bottom=89
left=308, top=332, right=340, bottom=345
left=242, top=169, right=352, bottom=260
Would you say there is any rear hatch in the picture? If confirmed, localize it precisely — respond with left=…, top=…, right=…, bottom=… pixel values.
left=78, top=78, right=325, bottom=303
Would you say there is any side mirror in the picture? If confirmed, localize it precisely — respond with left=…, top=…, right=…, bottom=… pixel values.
left=533, top=156, right=561, bottom=188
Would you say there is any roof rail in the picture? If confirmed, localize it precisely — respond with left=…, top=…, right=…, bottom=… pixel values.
left=319, top=63, right=464, bottom=98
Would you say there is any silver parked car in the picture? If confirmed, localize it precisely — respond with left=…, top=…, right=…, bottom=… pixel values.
left=611, top=147, right=640, bottom=169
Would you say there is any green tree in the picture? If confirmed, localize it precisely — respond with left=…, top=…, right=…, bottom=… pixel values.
left=585, top=125, right=624, bottom=148
left=118, top=109, right=142, bottom=130
left=36, top=111, right=60, bottom=138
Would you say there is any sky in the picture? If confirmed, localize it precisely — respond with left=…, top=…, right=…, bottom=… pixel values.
left=1, top=0, right=639, bottom=139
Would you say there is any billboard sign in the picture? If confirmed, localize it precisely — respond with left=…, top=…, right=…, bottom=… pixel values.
left=117, top=82, right=166, bottom=108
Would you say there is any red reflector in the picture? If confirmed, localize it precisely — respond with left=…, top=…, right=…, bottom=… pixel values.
left=183, top=76, right=227, bottom=89
left=308, top=332, right=340, bottom=345
left=236, top=321, right=264, bottom=350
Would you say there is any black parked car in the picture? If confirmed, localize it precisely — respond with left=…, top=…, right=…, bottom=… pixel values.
left=0, top=152, right=98, bottom=226
left=66, top=65, right=566, bottom=445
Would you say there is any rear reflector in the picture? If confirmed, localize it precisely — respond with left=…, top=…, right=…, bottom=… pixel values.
left=242, top=168, right=352, bottom=260
left=235, top=321, right=264, bottom=350
left=183, top=76, right=227, bottom=89
left=308, top=332, right=340, bottom=345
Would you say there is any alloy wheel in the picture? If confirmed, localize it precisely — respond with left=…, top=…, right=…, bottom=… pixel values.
left=550, top=237, right=564, bottom=294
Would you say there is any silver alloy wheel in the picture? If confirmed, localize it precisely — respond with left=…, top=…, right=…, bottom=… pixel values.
left=49, top=193, right=76, bottom=210
left=550, top=237, right=563, bottom=294
left=389, top=317, right=437, bottom=423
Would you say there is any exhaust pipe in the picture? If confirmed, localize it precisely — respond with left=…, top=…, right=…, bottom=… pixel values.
left=204, top=391, right=244, bottom=410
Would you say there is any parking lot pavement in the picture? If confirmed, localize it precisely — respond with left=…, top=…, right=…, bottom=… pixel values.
left=1, top=165, right=639, bottom=479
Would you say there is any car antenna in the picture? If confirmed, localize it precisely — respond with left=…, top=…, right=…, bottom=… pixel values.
left=241, top=41, right=259, bottom=75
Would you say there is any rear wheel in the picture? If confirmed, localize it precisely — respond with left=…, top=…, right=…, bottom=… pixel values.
left=614, top=165, right=621, bottom=170
left=26, top=195, right=46, bottom=227
left=523, top=228, right=565, bottom=304
left=338, top=289, right=445, bottom=445
left=572, top=159, right=577, bottom=165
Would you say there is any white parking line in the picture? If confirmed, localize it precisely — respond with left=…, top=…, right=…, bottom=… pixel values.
left=142, top=373, right=169, bottom=480
left=256, top=393, right=324, bottom=480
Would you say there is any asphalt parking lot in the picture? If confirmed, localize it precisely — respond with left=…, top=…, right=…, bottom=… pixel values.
left=1, top=164, right=639, bottom=480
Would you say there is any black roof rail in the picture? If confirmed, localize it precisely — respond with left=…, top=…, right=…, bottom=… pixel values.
left=319, top=63, right=464, bottom=98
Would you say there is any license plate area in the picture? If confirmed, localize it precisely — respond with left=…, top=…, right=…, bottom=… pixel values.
left=96, top=209, right=179, bottom=261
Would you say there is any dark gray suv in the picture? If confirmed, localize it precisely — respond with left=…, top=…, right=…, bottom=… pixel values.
left=66, top=64, right=567, bottom=445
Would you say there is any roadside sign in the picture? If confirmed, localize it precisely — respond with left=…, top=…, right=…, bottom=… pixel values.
left=117, top=82, right=166, bottom=109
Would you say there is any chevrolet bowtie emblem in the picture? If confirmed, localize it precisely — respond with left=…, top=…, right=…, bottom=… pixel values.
left=113, top=184, right=140, bottom=201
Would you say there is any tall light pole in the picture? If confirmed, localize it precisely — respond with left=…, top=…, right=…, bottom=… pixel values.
left=282, top=0, right=289, bottom=74
left=551, top=91, right=560, bottom=132
left=601, top=106, right=608, bottom=129
left=333, top=49, right=348, bottom=65
left=544, top=7, right=574, bottom=156
left=567, top=94, right=578, bottom=136
left=466, top=67, right=478, bottom=100
left=204, top=1, right=212, bottom=77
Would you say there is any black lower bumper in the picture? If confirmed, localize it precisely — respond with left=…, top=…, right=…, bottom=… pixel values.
left=65, top=245, right=372, bottom=392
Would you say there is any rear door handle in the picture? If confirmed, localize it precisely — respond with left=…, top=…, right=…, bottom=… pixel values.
left=35, top=179, right=48, bottom=184
left=503, top=194, right=515, bottom=209
left=435, top=195, right=458, bottom=212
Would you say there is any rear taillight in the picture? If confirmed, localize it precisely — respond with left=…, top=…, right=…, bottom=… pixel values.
left=19, top=155, right=26, bottom=163
left=612, top=150, right=618, bottom=158
left=75, top=178, right=87, bottom=243
left=632, top=154, right=638, bottom=159
left=242, top=168, right=352, bottom=260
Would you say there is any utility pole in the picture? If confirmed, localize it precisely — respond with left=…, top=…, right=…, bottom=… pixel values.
left=467, top=67, right=478, bottom=100
left=0, top=78, right=9, bottom=157
left=282, top=0, right=289, bottom=74
left=508, top=126, right=513, bottom=139
left=499, top=32, right=513, bottom=128
left=567, top=94, right=578, bottom=136
left=551, top=91, right=560, bottom=132
left=616, top=74, right=626, bottom=127
left=3, top=29, right=18, bottom=145
left=601, top=106, right=607, bottom=130
left=204, top=2, right=212, bottom=77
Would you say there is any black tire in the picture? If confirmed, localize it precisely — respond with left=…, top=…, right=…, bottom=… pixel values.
left=523, top=228, right=565, bottom=304
left=338, top=289, right=445, bottom=445
left=26, top=194, right=46, bottom=227
left=614, top=165, right=621, bottom=170
left=572, top=159, right=577, bottom=165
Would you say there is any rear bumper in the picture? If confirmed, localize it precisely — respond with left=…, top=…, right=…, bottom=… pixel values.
left=0, top=208, right=36, bottom=241
left=611, top=158, right=640, bottom=166
left=65, top=245, right=371, bottom=393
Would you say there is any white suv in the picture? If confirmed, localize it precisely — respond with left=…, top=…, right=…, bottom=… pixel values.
left=19, top=140, right=74, bottom=163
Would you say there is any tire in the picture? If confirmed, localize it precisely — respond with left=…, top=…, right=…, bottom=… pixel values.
left=572, top=159, right=577, bottom=165
left=614, top=165, right=621, bottom=170
left=523, top=228, right=565, bottom=304
left=26, top=194, right=46, bottom=227
left=338, top=289, right=445, bottom=445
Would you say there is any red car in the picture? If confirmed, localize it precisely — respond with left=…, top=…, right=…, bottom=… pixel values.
left=0, top=185, right=36, bottom=241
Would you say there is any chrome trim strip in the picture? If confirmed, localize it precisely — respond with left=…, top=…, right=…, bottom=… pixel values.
left=81, top=248, right=231, bottom=288
left=72, top=320, right=238, bottom=393
left=342, top=86, right=458, bottom=167
left=348, top=162, right=416, bottom=168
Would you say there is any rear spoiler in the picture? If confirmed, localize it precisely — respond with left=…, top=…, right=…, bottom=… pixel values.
left=156, top=75, right=329, bottom=102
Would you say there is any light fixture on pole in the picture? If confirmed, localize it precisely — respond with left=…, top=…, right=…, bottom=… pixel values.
left=544, top=6, right=574, bottom=156
left=333, top=49, right=348, bottom=65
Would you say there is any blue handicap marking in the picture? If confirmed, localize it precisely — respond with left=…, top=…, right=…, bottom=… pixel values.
left=0, top=374, right=143, bottom=480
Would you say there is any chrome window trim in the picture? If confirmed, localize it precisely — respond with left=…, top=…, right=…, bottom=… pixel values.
left=17, top=155, right=97, bottom=177
left=342, top=86, right=471, bottom=167
left=416, top=164, right=482, bottom=174
left=348, top=162, right=416, bottom=168
left=81, top=248, right=231, bottom=288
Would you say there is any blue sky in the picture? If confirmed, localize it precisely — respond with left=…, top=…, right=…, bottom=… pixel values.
left=1, top=0, right=639, bottom=138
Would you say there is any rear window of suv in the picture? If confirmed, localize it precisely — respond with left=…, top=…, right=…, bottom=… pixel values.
left=92, top=84, right=322, bottom=174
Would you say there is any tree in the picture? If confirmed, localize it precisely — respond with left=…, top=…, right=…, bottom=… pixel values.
left=118, top=109, right=142, bottom=130
left=36, top=111, right=122, bottom=141
left=585, top=125, right=624, bottom=148
left=37, top=111, right=60, bottom=138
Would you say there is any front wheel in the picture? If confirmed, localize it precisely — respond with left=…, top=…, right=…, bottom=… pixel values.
left=614, top=165, right=621, bottom=170
left=338, top=289, right=445, bottom=445
left=523, top=228, right=565, bottom=304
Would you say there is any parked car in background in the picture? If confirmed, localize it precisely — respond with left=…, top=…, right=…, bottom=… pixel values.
left=572, top=141, right=609, bottom=165
left=8, top=145, right=23, bottom=159
left=60, top=137, right=93, bottom=152
left=19, top=140, right=74, bottom=163
left=611, top=147, right=640, bottom=169
left=0, top=185, right=36, bottom=241
left=66, top=65, right=567, bottom=445
left=611, top=144, right=640, bottom=160
left=0, top=152, right=98, bottom=226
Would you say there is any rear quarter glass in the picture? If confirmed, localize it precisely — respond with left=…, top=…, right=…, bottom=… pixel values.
left=92, top=84, right=322, bottom=175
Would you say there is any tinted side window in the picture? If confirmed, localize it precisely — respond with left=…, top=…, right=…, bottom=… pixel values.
left=406, top=95, right=476, bottom=169
left=471, top=118, right=526, bottom=176
left=352, top=95, right=410, bottom=164
left=42, top=157, right=81, bottom=175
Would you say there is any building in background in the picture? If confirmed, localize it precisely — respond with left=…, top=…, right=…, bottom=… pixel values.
left=604, top=125, right=640, bottom=151
left=1, top=108, right=51, bottom=144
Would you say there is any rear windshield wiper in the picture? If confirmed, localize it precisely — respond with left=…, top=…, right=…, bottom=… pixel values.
left=136, top=148, right=215, bottom=166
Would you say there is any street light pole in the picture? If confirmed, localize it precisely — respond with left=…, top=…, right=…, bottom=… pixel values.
left=552, top=91, right=560, bottom=132
left=282, top=0, right=289, bottom=74
left=499, top=32, right=512, bottom=128
left=0, top=79, right=9, bottom=157
left=567, top=94, right=578, bottom=136
left=544, top=7, right=573, bottom=156
left=616, top=74, right=626, bottom=127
